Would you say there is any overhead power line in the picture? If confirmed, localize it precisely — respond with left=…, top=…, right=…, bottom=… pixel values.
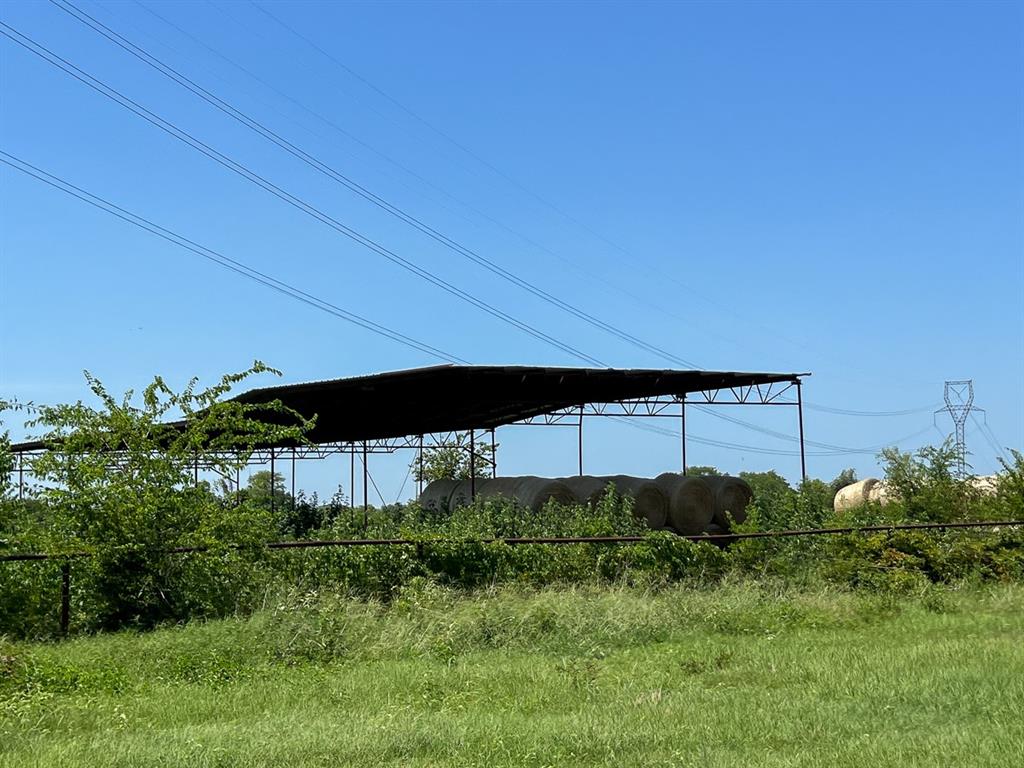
left=248, top=0, right=947, bottom=391
left=970, top=410, right=1010, bottom=465
left=52, top=0, right=700, bottom=369
left=689, top=404, right=935, bottom=454
left=609, top=416, right=928, bottom=458
left=0, top=20, right=604, bottom=367
left=0, top=151, right=466, bottom=364
left=4, top=13, right=943, bottom=443
left=136, top=0, right=760, bottom=357
left=67, top=3, right=937, bottom=421
left=802, top=402, right=944, bottom=417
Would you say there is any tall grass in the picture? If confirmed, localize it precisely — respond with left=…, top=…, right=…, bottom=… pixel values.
left=2, top=581, right=1024, bottom=766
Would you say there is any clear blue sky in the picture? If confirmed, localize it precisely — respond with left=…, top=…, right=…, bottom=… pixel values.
left=1, top=0, right=1021, bottom=501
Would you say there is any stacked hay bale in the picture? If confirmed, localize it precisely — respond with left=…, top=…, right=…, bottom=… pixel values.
left=419, top=476, right=575, bottom=513
left=701, top=475, right=754, bottom=530
left=476, top=476, right=576, bottom=512
left=418, top=473, right=754, bottom=535
left=561, top=475, right=614, bottom=507
left=419, top=478, right=466, bottom=512
left=601, top=475, right=670, bottom=530
left=655, top=473, right=714, bottom=535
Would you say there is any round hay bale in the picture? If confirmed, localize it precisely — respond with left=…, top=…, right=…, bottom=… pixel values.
left=970, top=475, right=999, bottom=496
left=600, top=475, right=669, bottom=529
left=702, top=475, right=754, bottom=528
left=834, top=478, right=880, bottom=513
left=867, top=481, right=893, bottom=506
left=655, top=473, right=715, bottom=535
left=449, top=479, right=479, bottom=509
left=418, top=478, right=462, bottom=511
left=562, top=475, right=615, bottom=506
left=477, top=476, right=576, bottom=512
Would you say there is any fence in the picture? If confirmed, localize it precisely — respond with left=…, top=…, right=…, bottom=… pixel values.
left=3, top=518, right=1022, bottom=636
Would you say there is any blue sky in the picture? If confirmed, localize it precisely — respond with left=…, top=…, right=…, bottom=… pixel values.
left=1, top=0, right=1021, bottom=501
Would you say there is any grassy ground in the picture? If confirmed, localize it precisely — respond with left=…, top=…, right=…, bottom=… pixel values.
left=2, top=580, right=1023, bottom=767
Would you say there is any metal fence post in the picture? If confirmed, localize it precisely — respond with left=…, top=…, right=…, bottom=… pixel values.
left=60, top=561, right=71, bottom=637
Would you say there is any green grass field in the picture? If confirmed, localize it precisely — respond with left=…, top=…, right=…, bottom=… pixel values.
left=3, top=581, right=1023, bottom=767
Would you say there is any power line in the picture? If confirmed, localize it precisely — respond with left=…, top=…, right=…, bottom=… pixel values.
left=0, top=151, right=467, bottom=364
left=51, top=0, right=699, bottom=369
left=801, top=402, right=943, bottom=417
left=44, top=3, right=933, bottom=422
left=134, top=0, right=704, bottom=351
left=0, top=20, right=604, bottom=367
left=970, top=410, right=1009, bottom=466
left=689, top=404, right=935, bottom=454
left=4, top=13, right=942, bottom=441
left=182, top=4, right=946, bottom=411
left=247, top=0, right=943, bottom=391
left=608, top=415, right=928, bottom=458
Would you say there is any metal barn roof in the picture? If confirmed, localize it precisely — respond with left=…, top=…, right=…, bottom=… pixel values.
left=11, top=365, right=806, bottom=451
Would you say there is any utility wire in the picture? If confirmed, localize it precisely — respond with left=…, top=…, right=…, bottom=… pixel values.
left=4, top=14, right=943, bottom=435
left=133, top=0, right=707, bottom=352
left=609, top=415, right=896, bottom=457
left=970, top=411, right=1009, bottom=465
left=51, top=0, right=699, bottom=368
left=0, top=21, right=605, bottom=367
left=689, top=405, right=936, bottom=454
left=70, top=3, right=937, bottom=420
left=0, top=151, right=467, bottom=364
left=801, top=402, right=944, bottom=417
left=248, top=0, right=937, bottom=386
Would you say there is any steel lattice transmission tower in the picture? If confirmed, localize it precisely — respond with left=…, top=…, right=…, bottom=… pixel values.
left=936, top=380, right=981, bottom=478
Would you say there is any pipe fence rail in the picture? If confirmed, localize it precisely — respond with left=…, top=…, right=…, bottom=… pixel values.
left=3, top=519, right=1021, bottom=636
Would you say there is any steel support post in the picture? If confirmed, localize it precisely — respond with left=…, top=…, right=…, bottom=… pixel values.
left=796, top=380, right=807, bottom=484
left=469, top=430, right=476, bottom=499
left=350, top=444, right=355, bottom=512
left=291, top=449, right=296, bottom=511
left=680, top=396, right=687, bottom=475
left=362, top=441, right=368, bottom=514
left=270, top=448, right=276, bottom=516
left=578, top=405, right=584, bottom=476
left=490, top=428, right=497, bottom=478
left=18, top=453, right=23, bottom=499
left=417, top=434, right=424, bottom=496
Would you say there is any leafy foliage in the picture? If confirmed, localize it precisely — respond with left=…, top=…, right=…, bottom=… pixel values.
left=411, top=432, right=497, bottom=482
left=4, top=364, right=313, bottom=631
left=1, top=373, right=1021, bottom=639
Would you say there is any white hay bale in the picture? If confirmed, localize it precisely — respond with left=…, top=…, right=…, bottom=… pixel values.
left=833, top=478, right=880, bottom=513
left=970, top=475, right=999, bottom=496
left=867, top=481, right=893, bottom=506
left=477, top=476, right=576, bottom=512
left=702, top=475, right=754, bottom=528
left=599, top=475, right=669, bottom=530
left=655, top=473, right=715, bottom=535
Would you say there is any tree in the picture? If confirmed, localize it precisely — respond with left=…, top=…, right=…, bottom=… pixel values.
left=411, top=432, right=497, bottom=484
left=879, top=441, right=970, bottom=522
left=739, top=470, right=797, bottom=529
left=686, top=465, right=721, bottom=477
left=242, top=470, right=292, bottom=514
left=829, top=468, right=858, bottom=497
left=23, top=362, right=314, bottom=629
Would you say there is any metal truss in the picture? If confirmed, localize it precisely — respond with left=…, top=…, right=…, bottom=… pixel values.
left=7, top=378, right=809, bottom=497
